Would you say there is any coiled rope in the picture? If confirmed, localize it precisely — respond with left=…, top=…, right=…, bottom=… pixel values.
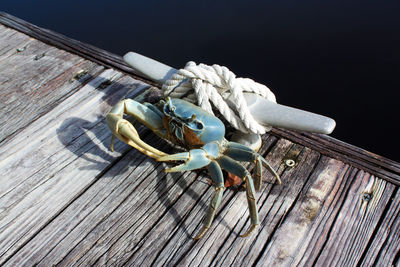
left=162, top=61, right=276, bottom=134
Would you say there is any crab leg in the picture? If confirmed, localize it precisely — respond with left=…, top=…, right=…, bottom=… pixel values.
left=106, top=99, right=168, bottom=159
left=226, top=142, right=281, bottom=190
left=217, top=156, right=260, bottom=237
left=255, top=157, right=263, bottom=191
left=193, top=161, right=225, bottom=240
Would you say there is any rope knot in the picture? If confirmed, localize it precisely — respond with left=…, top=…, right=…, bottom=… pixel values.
left=162, top=61, right=276, bottom=134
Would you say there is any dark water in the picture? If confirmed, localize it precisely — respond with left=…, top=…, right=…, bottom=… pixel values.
left=3, top=0, right=400, bottom=161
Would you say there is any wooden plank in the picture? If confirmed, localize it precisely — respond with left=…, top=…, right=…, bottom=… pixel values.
left=2, top=12, right=398, bottom=185
left=359, top=188, right=400, bottom=266
left=0, top=24, right=32, bottom=58
left=88, top=137, right=284, bottom=266
left=3, top=128, right=395, bottom=266
left=4, top=137, right=168, bottom=266
left=2, top=135, right=282, bottom=266
left=256, top=171, right=396, bottom=266
left=0, top=29, right=104, bottom=144
left=0, top=69, right=150, bottom=264
left=150, top=141, right=318, bottom=267
left=39, top=142, right=201, bottom=266
left=273, top=129, right=400, bottom=185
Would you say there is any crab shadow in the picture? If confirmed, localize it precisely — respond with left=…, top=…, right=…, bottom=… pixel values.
left=56, top=74, right=229, bottom=240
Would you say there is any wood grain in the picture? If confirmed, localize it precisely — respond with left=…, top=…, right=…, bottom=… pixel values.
left=0, top=24, right=32, bottom=58
left=0, top=29, right=104, bottom=144
left=272, top=129, right=400, bottom=185
left=0, top=69, right=150, bottom=264
left=359, top=188, right=400, bottom=266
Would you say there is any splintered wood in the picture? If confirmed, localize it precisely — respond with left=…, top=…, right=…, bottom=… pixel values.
left=0, top=15, right=399, bottom=267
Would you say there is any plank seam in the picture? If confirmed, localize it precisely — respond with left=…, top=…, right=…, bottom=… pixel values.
left=39, top=148, right=154, bottom=264
left=271, top=129, right=400, bottom=186
left=393, top=248, right=400, bottom=267
left=0, top=64, right=104, bottom=147
left=118, top=172, right=206, bottom=266
left=52, top=153, right=154, bottom=266
left=251, top=151, right=322, bottom=267
left=189, top=137, right=280, bottom=267
left=148, top=180, right=213, bottom=266
left=0, top=142, right=131, bottom=266
left=294, top=163, right=350, bottom=266
left=310, top=167, right=359, bottom=266
left=365, top=187, right=399, bottom=266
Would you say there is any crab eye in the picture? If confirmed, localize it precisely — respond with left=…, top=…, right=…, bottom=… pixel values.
left=164, top=104, right=173, bottom=116
left=164, top=98, right=177, bottom=115
left=191, top=120, right=203, bottom=130
left=164, top=106, right=169, bottom=114
left=196, top=122, right=203, bottom=130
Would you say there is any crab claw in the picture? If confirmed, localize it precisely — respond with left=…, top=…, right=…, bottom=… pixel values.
left=157, top=149, right=211, bottom=172
left=107, top=114, right=167, bottom=159
left=106, top=99, right=169, bottom=159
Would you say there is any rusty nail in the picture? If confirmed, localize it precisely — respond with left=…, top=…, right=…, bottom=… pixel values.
left=362, top=193, right=372, bottom=202
left=16, top=46, right=26, bottom=52
left=72, top=69, right=89, bottom=80
left=34, top=53, right=46, bottom=60
left=98, top=80, right=112, bottom=89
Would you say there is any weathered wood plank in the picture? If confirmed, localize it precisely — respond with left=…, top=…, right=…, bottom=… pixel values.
left=43, top=149, right=201, bottom=266
left=0, top=30, right=104, bottom=144
left=4, top=138, right=163, bottom=266
left=0, top=69, right=120, bottom=205
left=3, top=135, right=279, bottom=266
left=0, top=24, right=33, bottom=58
left=360, top=188, right=400, bottom=266
left=310, top=176, right=395, bottom=266
left=158, top=142, right=319, bottom=267
left=255, top=171, right=395, bottom=266
left=0, top=69, right=150, bottom=264
left=104, top=137, right=285, bottom=266
left=272, top=129, right=400, bottom=185
left=4, top=128, right=395, bottom=266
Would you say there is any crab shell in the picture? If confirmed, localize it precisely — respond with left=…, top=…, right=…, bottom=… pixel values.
left=162, top=98, right=225, bottom=149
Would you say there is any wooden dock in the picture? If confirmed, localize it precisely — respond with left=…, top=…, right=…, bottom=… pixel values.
left=1, top=12, right=399, bottom=266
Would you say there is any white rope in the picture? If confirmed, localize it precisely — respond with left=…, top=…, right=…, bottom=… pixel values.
left=162, top=61, right=276, bottom=134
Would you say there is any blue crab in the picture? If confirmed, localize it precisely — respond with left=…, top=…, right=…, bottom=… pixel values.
left=106, top=97, right=281, bottom=239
